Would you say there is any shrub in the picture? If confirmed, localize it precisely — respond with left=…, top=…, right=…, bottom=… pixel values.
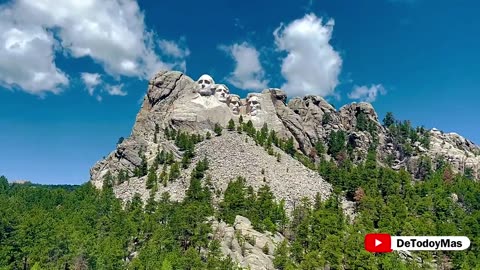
left=227, top=119, right=235, bottom=131
left=214, top=123, right=222, bottom=136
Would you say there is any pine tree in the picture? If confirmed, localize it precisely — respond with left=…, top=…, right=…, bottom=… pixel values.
left=0, top=175, right=8, bottom=192
left=220, top=177, right=248, bottom=224
left=214, top=123, right=222, bottom=136
left=227, top=119, right=235, bottom=131
left=139, top=154, right=148, bottom=176
left=356, top=111, right=368, bottom=131
left=117, top=136, right=124, bottom=145
left=117, top=169, right=128, bottom=184
left=103, top=171, right=114, bottom=189
left=160, top=164, right=168, bottom=186
left=169, top=162, right=180, bottom=180
left=273, top=240, right=290, bottom=270
left=164, top=127, right=171, bottom=139
left=327, top=130, right=346, bottom=158
left=146, top=168, right=157, bottom=189
left=156, top=149, right=166, bottom=165
left=285, top=137, right=296, bottom=156
left=166, top=151, right=174, bottom=165
left=383, top=112, right=395, bottom=127
left=244, top=120, right=255, bottom=137
left=206, top=131, right=212, bottom=140
left=322, top=112, right=332, bottom=125
left=315, top=141, right=326, bottom=155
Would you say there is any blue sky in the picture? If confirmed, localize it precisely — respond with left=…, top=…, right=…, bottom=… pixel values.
left=1, top=0, right=479, bottom=184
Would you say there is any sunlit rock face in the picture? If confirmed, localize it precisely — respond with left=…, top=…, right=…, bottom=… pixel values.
left=246, top=94, right=262, bottom=116
left=229, top=94, right=241, bottom=115
left=214, top=84, right=230, bottom=103
left=90, top=70, right=480, bottom=194
left=196, top=74, right=215, bottom=96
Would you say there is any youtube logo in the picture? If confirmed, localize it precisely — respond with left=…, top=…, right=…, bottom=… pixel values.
left=364, top=234, right=470, bottom=252
left=365, top=234, right=392, bottom=253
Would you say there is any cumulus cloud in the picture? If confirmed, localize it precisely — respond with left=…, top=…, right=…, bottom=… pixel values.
left=274, top=13, right=342, bottom=97
left=220, top=42, right=269, bottom=91
left=0, top=0, right=189, bottom=95
left=80, top=73, right=101, bottom=95
left=348, top=84, right=386, bottom=102
left=0, top=13, right=68, bottom=95
left=106, top=84, right=127, bottom=96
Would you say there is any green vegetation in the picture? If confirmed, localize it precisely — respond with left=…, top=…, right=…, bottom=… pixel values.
left=227, top=119, right=235, bottom=131
left=219, top=177, right=287, bottom=233
left=383, top=112, right=395, bottom=127
left=0, top=159, right=239, bottom=269
left=214, top=123, right=223, bottom=136
left=1, top=123, right=479, bottom=269
left=322, top=112, right=332, bottom=125
left=383, top=112, right=431, bottom=156
left=117, top=136, right=125, bottom=145
left=356, top=111, right=369, bottom=131
left=327, top=130, right=347, bottom=159
left=146, top=167, right=157, bottom=189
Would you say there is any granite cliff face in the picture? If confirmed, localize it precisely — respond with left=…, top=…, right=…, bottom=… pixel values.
left=90, top=70, right=480, bottom=200
left=209, top=215, right=285, bottom=270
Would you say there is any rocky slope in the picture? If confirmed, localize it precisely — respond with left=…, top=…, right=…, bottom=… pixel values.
left=112, top=131, right=331, bottom=213
left=209, top=215, right=285, bottom=270
left=90, top=70, right=480, bottom=199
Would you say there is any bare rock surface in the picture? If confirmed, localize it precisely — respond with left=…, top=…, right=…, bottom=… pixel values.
left=210, top=215, right=285, bottom=270
left=90, top=70, right=480, bottom=193
left=110, top=131, right=332, bottom=212
left=186, top=132, right=332, bottom=212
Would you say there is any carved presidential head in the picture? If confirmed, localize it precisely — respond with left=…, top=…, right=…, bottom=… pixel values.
left=247, top=94, right=262, bottom=116
left=213, top=84, right=230, bottom=103
left=196, top=74, right=215, bottom=96
left=229, top=94, right=241, bottom=115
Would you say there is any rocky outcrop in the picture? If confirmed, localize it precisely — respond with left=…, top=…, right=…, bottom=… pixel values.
left=111, top=131, right=332, bottom=213
left=90, top=70, right=480, bottom=193
left=210, top=215, right=285, bottom=270
left=428, top=129, right=480, bottom=178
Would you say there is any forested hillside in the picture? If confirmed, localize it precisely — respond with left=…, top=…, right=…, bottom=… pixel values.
left=1, top=128, right=480, bottom=269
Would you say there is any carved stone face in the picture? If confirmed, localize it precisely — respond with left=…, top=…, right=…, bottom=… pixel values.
left=214, top=84, right=230, bottom=103
left=247, top=95, right=261, bottom=116
left=197, top=74, right=215, bottom=96
left=229, top=95, right=241, bottom=115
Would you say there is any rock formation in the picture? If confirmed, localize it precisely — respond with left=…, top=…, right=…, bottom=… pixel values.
left=90, top=70, right=480, bottom=198
left=209, top=215, right=285, bottom=270
left=111, top=131, right=331, bottom=212
left=89, top=69, right=479, bottom=269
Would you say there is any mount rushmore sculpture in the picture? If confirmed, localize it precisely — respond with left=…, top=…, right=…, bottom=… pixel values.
left=193, top=74, right=261, bottom=116
left=89, top=70, right=480, bottom=192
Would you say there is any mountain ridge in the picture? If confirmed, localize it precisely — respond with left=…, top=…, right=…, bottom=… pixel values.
left=90, top=70, right=480, bottom=203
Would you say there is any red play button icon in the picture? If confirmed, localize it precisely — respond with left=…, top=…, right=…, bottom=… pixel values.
left=365, top=233, right=392, bottom=253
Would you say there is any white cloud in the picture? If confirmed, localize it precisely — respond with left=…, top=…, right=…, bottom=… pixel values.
left=0, top=12, right=69, bottom=95
left=106, top=84, right=127, bottom=96
left=0, top=0, right=189, bottom=95
left=80, top=72, right=101, bottom=95
left=348, top=84, right=386, bottom=102
left=220, top=42, right=268, bottom=90
left=274, top=13, right=342, bottom=97
left=158, top=40, right=190, bottom=59
left=81, top=73, right=129, bottom=100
